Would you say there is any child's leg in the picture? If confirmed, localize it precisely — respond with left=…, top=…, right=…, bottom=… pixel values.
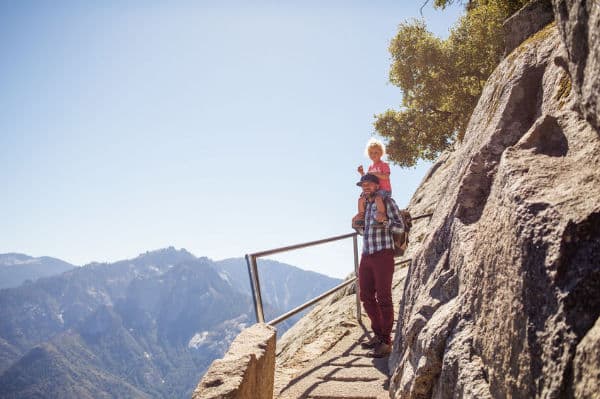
left=374, top=195, right=387, bottom=222
left=357, top=196, right=366, bottom=217
left=352, top=196, right=367, bottom=228
left=353, top=196, right=366, bottom=226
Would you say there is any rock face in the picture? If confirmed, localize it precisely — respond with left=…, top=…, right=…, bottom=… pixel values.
left=503, top=0, right=554, bottom=56
left=388, top=6, right=599, bottom=399
left=554, top=0, right=600, bottom=132
left=193, top=323, right=276, bottom=399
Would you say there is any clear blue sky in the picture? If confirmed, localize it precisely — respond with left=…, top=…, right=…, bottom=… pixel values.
left=1, top=1, right=462, bottom=278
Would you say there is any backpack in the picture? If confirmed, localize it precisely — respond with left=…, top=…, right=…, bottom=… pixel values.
left=393, top=209, right=412, bottom=257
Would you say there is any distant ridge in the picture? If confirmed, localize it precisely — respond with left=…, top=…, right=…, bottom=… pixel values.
left=0, top=253, right=75, bottom=289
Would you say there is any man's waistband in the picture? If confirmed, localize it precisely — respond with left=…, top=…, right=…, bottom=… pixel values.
left=361, top=248, right=394, bottom=258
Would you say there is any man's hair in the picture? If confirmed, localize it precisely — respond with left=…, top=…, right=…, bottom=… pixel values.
left=364, top=137, right=386, bottom=157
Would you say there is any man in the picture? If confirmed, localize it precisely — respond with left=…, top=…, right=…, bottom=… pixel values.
left=352, top=173, right=405, bottom=358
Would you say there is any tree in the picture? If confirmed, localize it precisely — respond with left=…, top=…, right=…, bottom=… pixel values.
left=374, top=0, right=530, bottom=167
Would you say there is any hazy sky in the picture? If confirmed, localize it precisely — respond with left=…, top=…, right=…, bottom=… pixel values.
left=1, top=1, right=462, bottom=278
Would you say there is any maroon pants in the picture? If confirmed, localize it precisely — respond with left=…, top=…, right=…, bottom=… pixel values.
left=359, top=249, right=394, bottom=345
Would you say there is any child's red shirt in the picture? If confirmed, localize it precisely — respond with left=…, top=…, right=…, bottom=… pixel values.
left=368, top=161, right=391, bottom=192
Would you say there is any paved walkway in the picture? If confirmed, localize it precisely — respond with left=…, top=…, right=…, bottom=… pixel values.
left=271, top=206, right=434, bottom=399
left=273, top=264, right=410, bottom=399
left=275, top=319, right=392, bottom=399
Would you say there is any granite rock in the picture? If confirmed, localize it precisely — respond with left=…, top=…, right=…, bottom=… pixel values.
left=193, top=323, right=276, bottom=399
left=554, top=0, right=600, bottom=131
left=389, top=20, right=600, bottom=399
left=504, top=0, right=555, bottom=56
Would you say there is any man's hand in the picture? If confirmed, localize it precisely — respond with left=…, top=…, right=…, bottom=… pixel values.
left=357, top=165, right=364, bottom=175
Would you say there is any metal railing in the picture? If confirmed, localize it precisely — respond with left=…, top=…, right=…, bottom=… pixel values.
left=245, top=212, right=434, bottom=327
left=411, top=212, right=433, bottom=221
left=245, top=232, right=361, bottom=325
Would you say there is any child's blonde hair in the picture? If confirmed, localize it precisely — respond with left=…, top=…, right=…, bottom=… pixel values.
left=364, top=138, right=386, bottom=157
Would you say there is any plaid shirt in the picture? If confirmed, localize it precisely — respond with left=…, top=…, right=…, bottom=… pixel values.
left=362, top=196, right=405, bottom=255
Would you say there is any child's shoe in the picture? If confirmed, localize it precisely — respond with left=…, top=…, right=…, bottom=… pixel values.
left=352, top=213, right=365, bottom=227
left=375, top=211, right=388, bottom=223
left=373, top=212, right=388, bottom=228
left=372, top=220, right=389, bottom=229
left=352, top=214, right=365, bottom=234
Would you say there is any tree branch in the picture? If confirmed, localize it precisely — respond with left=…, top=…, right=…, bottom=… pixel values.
left=420, top=0, right=430, bottom=17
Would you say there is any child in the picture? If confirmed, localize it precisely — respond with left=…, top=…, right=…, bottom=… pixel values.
left=355, top=138, right=392, bottom=226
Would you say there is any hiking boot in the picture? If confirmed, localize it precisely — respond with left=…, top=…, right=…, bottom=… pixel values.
left=360, top=335, right=381, bottom=349
left=366, top=342, right=391, bottom=358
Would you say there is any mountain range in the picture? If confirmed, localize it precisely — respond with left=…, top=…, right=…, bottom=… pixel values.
left=0, top=248, right=341, bottom=398
left=0, top=254, right=75, bottom=290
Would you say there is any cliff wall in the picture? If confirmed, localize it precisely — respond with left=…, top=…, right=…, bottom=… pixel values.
left=388, top=1, right=599, bottom=398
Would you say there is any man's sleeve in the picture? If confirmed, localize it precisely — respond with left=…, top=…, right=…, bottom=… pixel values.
left=386, top=197, right=404, bottom=233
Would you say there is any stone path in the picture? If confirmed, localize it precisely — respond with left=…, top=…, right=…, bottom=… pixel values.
left=275, top=318, right=392, bottom=399
left=273, top=265, right=410, bottom=399
left=274, top=325, right=389, bottom=399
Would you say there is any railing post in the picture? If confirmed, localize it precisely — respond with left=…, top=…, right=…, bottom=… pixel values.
left=353, top=234, right=361, bottom=324
left=245, top=254, right=265, bottom=323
